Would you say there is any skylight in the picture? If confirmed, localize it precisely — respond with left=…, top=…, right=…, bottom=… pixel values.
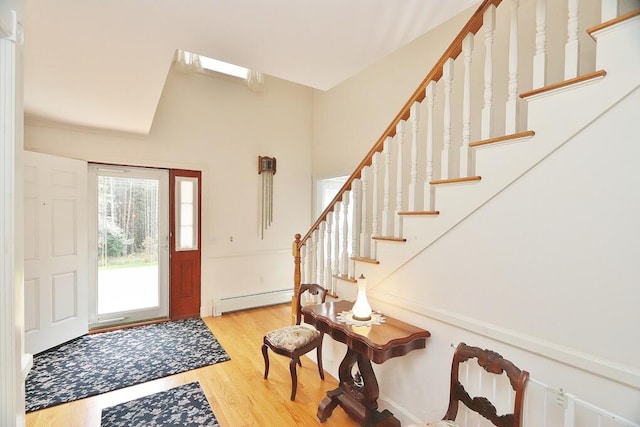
left=199, top=56, right=249, bottom=79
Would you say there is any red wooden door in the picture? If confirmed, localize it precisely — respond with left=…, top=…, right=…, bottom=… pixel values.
left=169, top=169, right=202, bottom=319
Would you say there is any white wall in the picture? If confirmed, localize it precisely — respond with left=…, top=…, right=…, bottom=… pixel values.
left=311, top=4, right=478, bottom=181
left=311, top=1, right=640, bottom=425
left=366, top=87, right=640, bottom=423
left=25, top=68, right=314, bottom=316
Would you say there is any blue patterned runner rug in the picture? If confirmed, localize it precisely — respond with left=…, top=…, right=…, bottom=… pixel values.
left=26, top=317, right=230, bottom=412
left=101, top=382, right=219, bottom=427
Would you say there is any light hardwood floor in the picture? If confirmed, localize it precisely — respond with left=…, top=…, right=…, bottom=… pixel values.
left=25, top=304, right=359, bottom=427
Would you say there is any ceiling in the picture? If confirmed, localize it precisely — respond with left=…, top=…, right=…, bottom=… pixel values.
left=23, top=0, right=480, bottom=135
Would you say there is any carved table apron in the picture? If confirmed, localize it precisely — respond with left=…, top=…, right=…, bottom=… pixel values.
left=302, top=300, right=431, bottom=426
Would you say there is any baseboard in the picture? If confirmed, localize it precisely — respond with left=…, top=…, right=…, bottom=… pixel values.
left=213, top=289, right=293, bottom=316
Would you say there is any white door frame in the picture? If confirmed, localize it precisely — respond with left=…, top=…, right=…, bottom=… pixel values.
left=88, top=165, right=169, bottom=327
left=1, top=4, right=26, bottom=425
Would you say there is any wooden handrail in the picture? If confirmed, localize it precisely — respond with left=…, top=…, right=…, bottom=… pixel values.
left=297, top=0, right=503, bottom=249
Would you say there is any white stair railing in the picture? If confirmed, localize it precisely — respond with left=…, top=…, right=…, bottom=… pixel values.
left=294, top=0, right=624, bottom=294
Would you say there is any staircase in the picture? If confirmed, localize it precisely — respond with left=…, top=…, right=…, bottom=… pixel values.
left=292, top=0, right=640, bottom=423
left=293, top=0, right=640, bottom=305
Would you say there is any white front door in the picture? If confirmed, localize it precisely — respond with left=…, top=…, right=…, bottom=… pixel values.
left=24, top=151, right=88, bottom=355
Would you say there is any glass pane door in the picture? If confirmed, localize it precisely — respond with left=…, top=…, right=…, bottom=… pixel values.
left=89, top=165, right=169, bottom=327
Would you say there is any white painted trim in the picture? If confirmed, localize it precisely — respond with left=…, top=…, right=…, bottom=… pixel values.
left=1, top=24, right=24, bottom=426
left=372, top=290, right=640, bottom=390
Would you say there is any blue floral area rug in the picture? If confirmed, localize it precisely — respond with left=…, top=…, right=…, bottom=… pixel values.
left=26, top=317, right=230, bottom=412
left=101, top=382, right=219, bottom=427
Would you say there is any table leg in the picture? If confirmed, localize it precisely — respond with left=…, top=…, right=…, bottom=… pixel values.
left=317, top=347, right=357, bottom=422
left=317, top=348, right=400, bottom=426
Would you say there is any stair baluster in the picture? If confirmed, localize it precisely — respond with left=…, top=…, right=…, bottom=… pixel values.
left=600, top=0, right=618, bottom=21
left=506, top=0, right=520, bottom=134
left=371, top=153, right=380, bottom=259
left=340, top=191, right=350, bottom=278
left=332, top=205, right=340, bottom=291
left=310, top=228, right=318, bottom=283
left=565, top=0, right=580, bottom=79
left=325, top=213, right=333, bottom=294
left=482, top=5, right=496, bottom=139
left=442, top=58, right=454, bottom=180
left=381, top=137, right=392, bottom=236
left=460, top=33, right=475, bottom=178
left=350, top=180, right=361, bottom=278
left=424, top=81, right=436, bottom=211
left=408, top=103, right=420, bottom=212
left=533, top=0, right=547, bottom=88
left=394, top=121, right=405, bottom=238
left=360, top=166, right=370, bottom=258
left=317, top=220, right=326, bottom=290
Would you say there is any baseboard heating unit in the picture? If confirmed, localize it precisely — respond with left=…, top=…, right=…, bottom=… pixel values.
left=213, top=289, right=293, bottom=316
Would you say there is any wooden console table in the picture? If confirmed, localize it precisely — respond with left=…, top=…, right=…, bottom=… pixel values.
left=302, top=300, right=431, bottom=426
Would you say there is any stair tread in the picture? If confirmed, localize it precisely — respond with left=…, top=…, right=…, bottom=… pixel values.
left=398, top=210, right=440, bottom=216
left=371, top=236, right=407, bottom=242
left=469, top=131, right=535, bottom=148
left=588, top=9, right=640, bottom=40
left=352, top=257, right=380, bottom=264
left=520, top=70, right=607, bottom=99
left=430, top=176, right=481, bottom=185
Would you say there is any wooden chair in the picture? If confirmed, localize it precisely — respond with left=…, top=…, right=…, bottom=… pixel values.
left=410, top=342, right=529, bottom=427
left=262, top=283, right=328, bottom=400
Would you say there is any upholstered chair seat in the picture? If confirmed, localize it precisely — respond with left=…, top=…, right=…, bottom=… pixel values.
left=264, top=325, right=321, bottom=352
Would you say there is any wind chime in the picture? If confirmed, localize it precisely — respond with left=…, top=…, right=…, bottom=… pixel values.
left=258, top=156, right=276, bottom=239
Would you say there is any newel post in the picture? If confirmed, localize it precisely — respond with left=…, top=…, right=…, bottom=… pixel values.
left=292, top=233, right=302, bottom=323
